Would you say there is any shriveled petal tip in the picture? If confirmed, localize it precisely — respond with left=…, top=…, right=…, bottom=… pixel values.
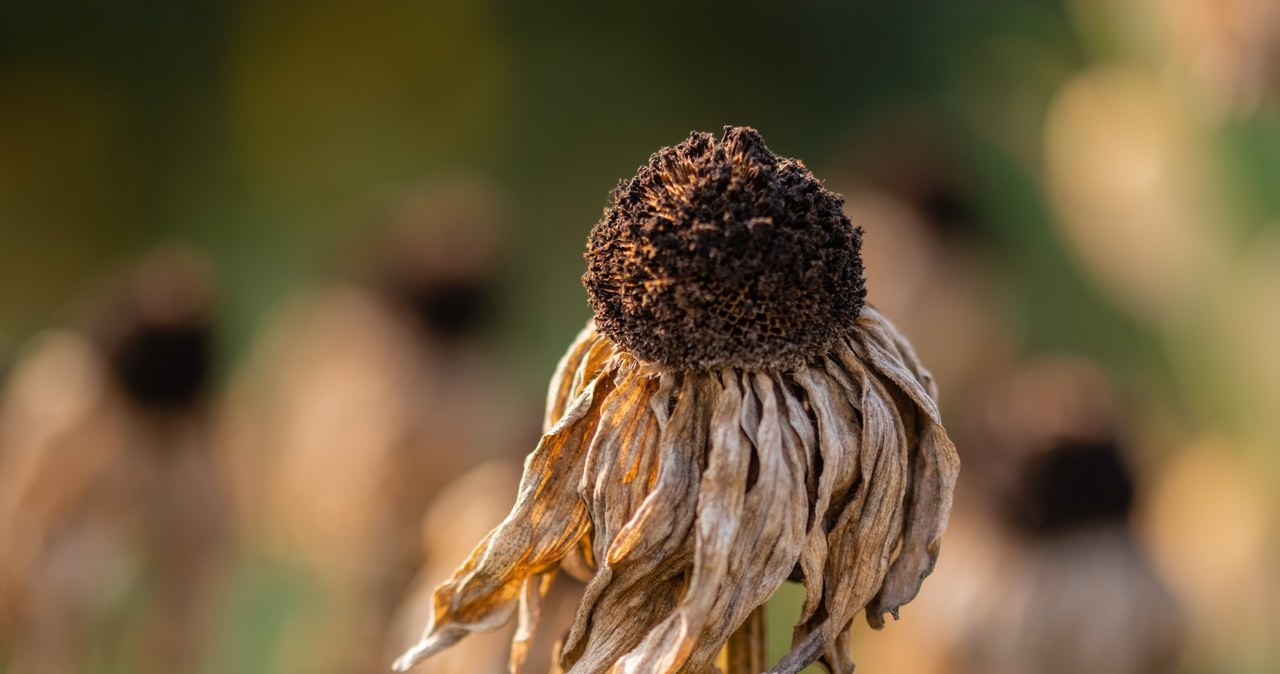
left=392, top=632, right=453, bottom=672
left=396, top=599, right=522, bottom=672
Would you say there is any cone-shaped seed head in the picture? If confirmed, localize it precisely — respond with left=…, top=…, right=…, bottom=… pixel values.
left=583, top=126, right=866, bottom=370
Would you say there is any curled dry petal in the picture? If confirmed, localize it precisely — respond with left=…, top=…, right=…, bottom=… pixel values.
left=395, top=310, right=959, bottom=674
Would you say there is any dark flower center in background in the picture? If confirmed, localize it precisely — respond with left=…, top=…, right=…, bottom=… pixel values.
left=92, top=248, right=217, bottom=410
left=107, top=321, right=214, bottom=408
left=1007, top=437, right=1136, bottom=536
left=583, top=126, right=866, bottom=370
left=392, top=278, right=496, bottom=341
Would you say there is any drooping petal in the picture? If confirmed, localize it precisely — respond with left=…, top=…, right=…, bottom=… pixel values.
left=607, top=370, right=746, bottom=673
left=845, top=312, right=960, bottom=627
left=773, top=354, right=909, bottom=674
left=546, top=323, right=614, bottom=431
left=561, top=373, right=710, bottom=673
left=822, top=360, right=909, bottom=672
left=791, top=367, right=863, bottom=624
left=557, top=364, right=669, bottom=671
left=394, top=366, right=615, bottom=672
left=680, top=373, right=808, bottom=672
left=510, top=572, right=556, bottom=673
left=856, top=306, right=938, bottom=401
left=579, top=360, right=661, bottom=566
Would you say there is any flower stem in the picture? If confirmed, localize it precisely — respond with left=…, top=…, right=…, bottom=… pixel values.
left=721, top=604, right=767, bottom=673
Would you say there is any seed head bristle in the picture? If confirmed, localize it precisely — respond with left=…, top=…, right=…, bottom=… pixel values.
left=583, top=126, right=865, bottom=370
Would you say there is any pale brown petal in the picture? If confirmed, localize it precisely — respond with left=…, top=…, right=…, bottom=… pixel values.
left=562, top=567, right=686, bottom=674
left=865, top=417, right=957, bottom=628
left=608, top=370, right=746, bottom=673
left=546, top=324, right=613, bottom=431
left=561, top=373, right=709, bottom=673
left=579, top=362, right=661, bottom=565
left=856, top=306, right=938, bottom=400
left=557, top=365, right=669, bottom=670
left=679, top=373, right=808, bottom=672
left=792, top=367, right=863, bottom=624
left=545, top=322, right=602, bottom=430
left=773, top=355, right=909, bottom=674
left=394, top=367, right=614, bottom=672
left=847, top=314, right=960, bottom=627
left=602, top=374, right=705, bottom=569
left=510, top=572, right=555, bottom=673
left=824, top=362, right=908, bottom=670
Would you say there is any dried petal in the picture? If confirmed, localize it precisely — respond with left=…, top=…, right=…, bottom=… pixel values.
left=547, top=325, right=615, bottom=431
left=396, top=308, right=958, bottom=674
left=395, top=369, right=613, bottom=671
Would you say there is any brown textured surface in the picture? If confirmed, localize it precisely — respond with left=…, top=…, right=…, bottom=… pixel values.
left=583, top=126, right=865, bottom=370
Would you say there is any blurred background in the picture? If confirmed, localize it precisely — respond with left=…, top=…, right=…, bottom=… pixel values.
left=1, top=1, right=1277, bottom=673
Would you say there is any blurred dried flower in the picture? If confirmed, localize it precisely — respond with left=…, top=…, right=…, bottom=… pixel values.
left=832, top=118, right=1015, bottom=396
left=941, top=359, right=1184, bottom=674
left=220, top=180, right=525, bottom=674
left=0, top=248, right=228, bottom=674
left=352, top=178, right=511, bottom=342
left=395, top=127, right=959, bottom=674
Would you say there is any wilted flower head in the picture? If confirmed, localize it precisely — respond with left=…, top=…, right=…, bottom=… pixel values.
left=395, top=126, right=959, bottom=674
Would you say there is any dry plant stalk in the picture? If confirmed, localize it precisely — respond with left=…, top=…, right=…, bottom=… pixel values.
left=395, top=127, right=959, bottom=674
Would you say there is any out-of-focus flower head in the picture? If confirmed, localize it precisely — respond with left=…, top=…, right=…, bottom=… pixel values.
left=0, top=245, right=227, bottom=674
left=941, top=358, right=1186, bottom=674
left=221, top=178, right=525, bottom=674
left=833, top=116, right=1017, bottom=397
left=350, top=178, right=512, bottom=343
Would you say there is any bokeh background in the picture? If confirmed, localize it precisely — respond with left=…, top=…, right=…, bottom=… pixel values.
left=1, top=1, right=1278, bottom=673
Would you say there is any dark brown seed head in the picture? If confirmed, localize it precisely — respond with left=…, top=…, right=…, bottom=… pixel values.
left=583, top=126, right=865, bottom=370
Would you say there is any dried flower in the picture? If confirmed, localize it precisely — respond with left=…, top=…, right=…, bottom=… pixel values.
left=0, top=248, right=228, bottom=674
left=394, top=127, right=959, bottom=674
